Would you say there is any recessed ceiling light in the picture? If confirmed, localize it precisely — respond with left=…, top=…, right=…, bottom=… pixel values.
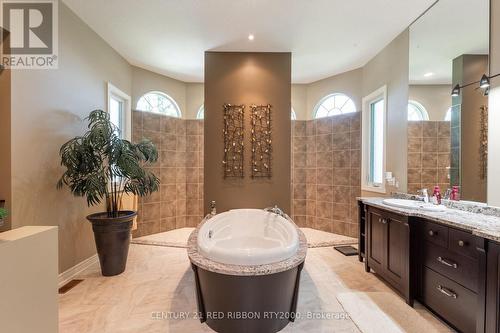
left=424, top=72, right=434, bottom=77
left=248, top=34, right=255, bottom=41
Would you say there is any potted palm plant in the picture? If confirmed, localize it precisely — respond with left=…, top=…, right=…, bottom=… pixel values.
left=0, top=203, right=7, bottom=227
left=58, top=110, right=159, bottom=276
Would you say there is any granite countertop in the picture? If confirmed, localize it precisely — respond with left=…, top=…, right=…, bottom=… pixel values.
left=358, top=197, right=500, bottom=242
left=187, top=216, right=307, bottom=276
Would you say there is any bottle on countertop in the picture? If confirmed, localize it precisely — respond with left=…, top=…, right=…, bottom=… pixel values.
left=432, top=186, right=442, bottom=205
left=450, top=186, right=460, bottom=201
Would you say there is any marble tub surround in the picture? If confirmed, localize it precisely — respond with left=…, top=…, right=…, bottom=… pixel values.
left=132, top=111, right=204, bottom=237
left=407, top=121, right=451, bottom=195
left=133, top=227, right=356, bottom=249
left=187, top=216, right=307, bottom=276
left=358, top=197, right=500, bottom=242
left=292, top=113, right=362, bottom=238
left=393, top=191, right=500, bottom=217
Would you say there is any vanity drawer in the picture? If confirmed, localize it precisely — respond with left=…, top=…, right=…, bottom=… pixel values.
left=421, top=220, right=448, bottom=248
left=449, top=229, right=479, bottom=260
left=423, top=242, right=478, bottom=292
left=422, top=268, right=477, bottom=333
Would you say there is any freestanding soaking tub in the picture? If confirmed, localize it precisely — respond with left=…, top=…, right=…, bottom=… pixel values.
left=187, top=209, right=307, bottom=333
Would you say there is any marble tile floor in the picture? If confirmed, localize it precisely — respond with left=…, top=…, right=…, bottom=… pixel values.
left=59, top=242, right=453, bottom=332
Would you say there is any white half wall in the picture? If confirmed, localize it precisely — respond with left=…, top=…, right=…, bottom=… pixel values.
left=0, top=226, right=58, bottom=333
left=488, top=0, right=500, bottom=206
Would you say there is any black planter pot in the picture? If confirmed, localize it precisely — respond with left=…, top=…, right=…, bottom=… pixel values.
left=87, top=210, right=137, bottom=276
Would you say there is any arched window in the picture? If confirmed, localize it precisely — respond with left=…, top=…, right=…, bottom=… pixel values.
left=196, top=105, right=204, bottom=119
left=136, top=91, right=181, bottom=118
left=407, top=100, right=429, bottom=121
left=444, top=107, right=452, bottom=121
left=291, top=108, right=297, bottom=120
left=314, top=93, right=357, bottom=119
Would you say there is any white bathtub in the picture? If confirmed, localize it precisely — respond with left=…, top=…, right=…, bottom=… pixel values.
left=197, top=209, right=300, bottom=266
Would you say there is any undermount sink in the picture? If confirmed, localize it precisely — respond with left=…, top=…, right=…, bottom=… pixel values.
left=382, top=199, right=447, bottom=212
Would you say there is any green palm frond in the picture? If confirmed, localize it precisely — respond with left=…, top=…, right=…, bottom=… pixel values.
left=57, top=109, right=160, bottom=217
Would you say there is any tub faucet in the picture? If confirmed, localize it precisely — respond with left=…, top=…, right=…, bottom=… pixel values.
left=264, top=205, right=285, bottom=218
left=209, top=201, right=217, bottom=215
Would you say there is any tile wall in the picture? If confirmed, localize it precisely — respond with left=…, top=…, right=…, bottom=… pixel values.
left=407, top=121, right=451, bottom=194
left=291, top=113, right=362, bottom=238
left=132, top=111, right=204, bottom=237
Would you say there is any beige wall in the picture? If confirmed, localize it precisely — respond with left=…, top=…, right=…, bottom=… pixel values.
left=363, top=29, right=410, bottom=194
left=186, top=83, right=204, bottom=119
left=409, top=85, right=452, bottom=121
left=0, top=32, right=11, bottom=232
left=454, top=55, right=489, bottom=202
left=291, top=84, right=307, bottom=120
left=10, top=2, right=132, bottom=273
left=204, top=52, right=291, bottom=214
left=489, top=0, right=500, bottom=206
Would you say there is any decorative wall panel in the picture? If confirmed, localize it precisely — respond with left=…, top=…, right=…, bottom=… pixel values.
left=479, top=105, right=488, bottom=180
left=222, top=104, right=245, bottom=178
left=250, top=104, right=272, bottom=178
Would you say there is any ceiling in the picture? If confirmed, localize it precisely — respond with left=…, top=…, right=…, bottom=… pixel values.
left=409, top=0, right=489, bottom=85
left=63, top=0, right=436, bottom=84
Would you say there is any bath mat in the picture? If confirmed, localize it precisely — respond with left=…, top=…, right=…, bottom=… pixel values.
left=334, top=245, right=358, bottom=256
left=300, top=228, right=358, bottom=248
left=131, top=227, right=194, bottom=248
left=336, top=292, right=443, bottom=333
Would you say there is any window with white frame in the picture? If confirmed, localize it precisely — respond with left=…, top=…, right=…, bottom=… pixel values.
left=408, top=100, right=429, bottom=121
left=107, top=83, right=131, bottom=140
left=444, top=107, right=452, bottom=121
left=196, top=105, right=204, bottom=119
left=362, top=86, right=387, bottom=193
left=136, top=91, right=181, bottom=118
left=314, top=93, right=357, bottom=119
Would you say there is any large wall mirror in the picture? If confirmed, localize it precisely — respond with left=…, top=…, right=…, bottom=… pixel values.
left=408, top=0, right=489, bottom=203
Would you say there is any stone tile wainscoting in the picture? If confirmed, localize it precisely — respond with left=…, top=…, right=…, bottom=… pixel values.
left=132, top=111, right=204, bottom=237
left=407, top=121, right=451, bottom=194
left=292, top=113, right=361, bottom=238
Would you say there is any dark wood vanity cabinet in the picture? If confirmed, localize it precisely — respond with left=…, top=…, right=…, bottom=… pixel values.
left=417, top=220, right=486, bottom=333
left=486, top=241, right=500, bottom=333
left=359, top=201, right=499, bottom=333
left=365, top=206, right=412, bottom=304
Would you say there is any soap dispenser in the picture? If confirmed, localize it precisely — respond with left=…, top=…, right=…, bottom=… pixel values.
left=432, top=186, right=442, bottom=205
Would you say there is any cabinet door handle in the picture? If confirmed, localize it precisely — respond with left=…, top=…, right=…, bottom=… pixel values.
left=437, top=256, right=458, bottom=269
left=458, top=240, right=465, bottom=247
left=381, top=219, right=388, bottom=224
left=436, top=285, right=457, bottom=299
left=428, top=230, right=436, bottom=236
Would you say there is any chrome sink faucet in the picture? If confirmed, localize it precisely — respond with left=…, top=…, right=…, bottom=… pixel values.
left=417, top=189, right=429, bottom=203
left=264, top=205, right=285, bottom=218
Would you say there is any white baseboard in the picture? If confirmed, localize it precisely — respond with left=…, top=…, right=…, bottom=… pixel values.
left=58, top=254, right=98, bottom=288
